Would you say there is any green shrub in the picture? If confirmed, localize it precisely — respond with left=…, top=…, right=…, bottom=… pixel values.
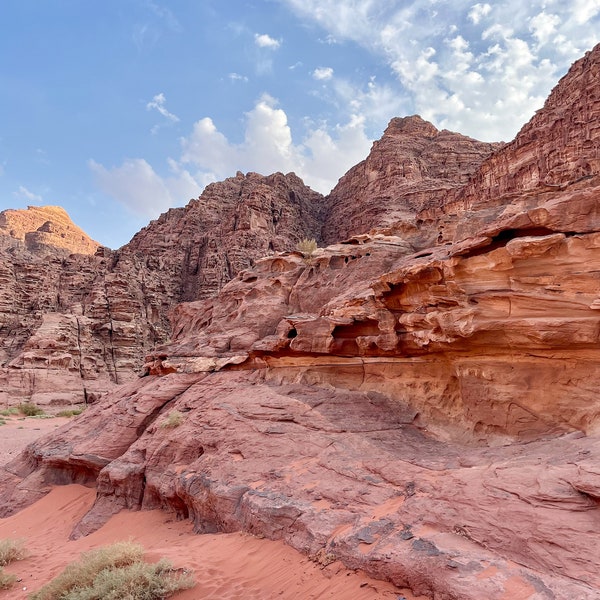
left=160, top=410, right=184, bottom=429
left=18, top=402, right=45, bottom=417
left=0, top=407, right=19, bottom=416
left=28, top=541, right=193, bottom=600
left=0, top=538, right=26, bottom=566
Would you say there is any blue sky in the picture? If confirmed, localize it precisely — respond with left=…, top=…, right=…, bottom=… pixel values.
left=1, top=1, right=598, bottom=249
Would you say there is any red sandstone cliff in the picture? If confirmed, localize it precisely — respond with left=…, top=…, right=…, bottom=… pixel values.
left=1, top=43, right=600, bottom=600
left=322, top=116, right=500, bottom=247
left=0, top=205, right=100, bottom=255
left=0, top=173, right=323, bottom=406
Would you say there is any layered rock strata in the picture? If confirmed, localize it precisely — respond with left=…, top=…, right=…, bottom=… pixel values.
left=0, top=205, right=100, bottom=255
left=3, top=43, right=600, bottom=599
left=0, top=173, right=324, bottom=405
left=321, top=116, right=500, bottom=246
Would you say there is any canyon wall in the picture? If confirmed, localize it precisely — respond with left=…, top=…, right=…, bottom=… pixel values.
left=0, top=172, right=323, bottom=406
left=2, top=40, right=600, bottom=600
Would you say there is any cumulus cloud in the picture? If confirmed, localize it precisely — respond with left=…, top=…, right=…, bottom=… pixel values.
left=313, top=66, right=334, bottom=80
left=89, top=158, right=200, bottom=218
left=180, top=94, right=371, bottom=193
left=254, top=33, right=281, bottom=49
left=279, top=0, right=600, bottom=141
left=91, top=93, right=373, bottom=217
left=15, top=185, right=42, bottom=203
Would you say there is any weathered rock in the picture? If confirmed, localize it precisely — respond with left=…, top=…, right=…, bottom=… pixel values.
left=0, top=173, right=324, bottom=405
left=3, top=41, right=600, bottom=600
left=322, top=116, right=500, bottom=247
left=0, top=205, right=100, bottom=255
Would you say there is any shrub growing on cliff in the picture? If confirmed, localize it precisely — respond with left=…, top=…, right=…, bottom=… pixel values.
left=161, top=410, right=184, bottom=428
left=296, top=237, right=318, bottom=260
left=28, top=541, right=194, bottom=600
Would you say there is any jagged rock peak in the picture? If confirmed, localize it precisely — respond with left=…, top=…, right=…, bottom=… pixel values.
left=384, top=114, right=439, bottom=137
left=321, top=115, right=499, bottom=245
left=0, top=204, right=100, bottom=255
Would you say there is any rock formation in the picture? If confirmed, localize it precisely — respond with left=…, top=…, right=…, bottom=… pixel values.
left=2, top=42, right=600, bottom=600
left=322, top=116, right=500, bottom=247
left=0, top=173, right=323, bottom=406
left=0, top=205, right=100, bottom=255
left=0, top=115, right=500, bottom=406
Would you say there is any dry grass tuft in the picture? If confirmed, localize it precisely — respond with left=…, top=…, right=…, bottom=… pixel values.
left=161, top=410, right=184, bottom=429
left=29, top=541, right=193, bottom=600
left=0, top=568, right=16, bottom=590
left=0, top=538, right=27, bottom=591
left=0, top=538, right=27, bottom=566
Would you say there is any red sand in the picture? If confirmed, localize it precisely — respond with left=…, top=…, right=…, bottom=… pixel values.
left=0, top=419, right=425, bottom=599
left=0, top=415, right=70, bottom=465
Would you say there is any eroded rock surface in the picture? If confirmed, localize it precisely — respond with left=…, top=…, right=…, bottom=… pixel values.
left=3, top=42, right=600, bottom=600
left=0, top=205, right=100, bottom=255
left=322, top=116, right=500, bottom=247
left=0, top=173, right=323, bottom=405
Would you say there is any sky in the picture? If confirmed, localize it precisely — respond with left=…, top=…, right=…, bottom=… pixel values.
left=1, top=1, right=598, bottom=249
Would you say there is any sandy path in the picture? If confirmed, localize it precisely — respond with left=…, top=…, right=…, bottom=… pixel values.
left=0, top=415, right=70, bottom=465
left=0, top=423, right=425, bottom=599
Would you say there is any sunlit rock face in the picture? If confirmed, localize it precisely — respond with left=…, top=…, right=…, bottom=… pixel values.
left=0, top=173, right=324, bottom=405
left=321, top=115, right=500, bottom=248
left=2, top=44, right=600, bottom=600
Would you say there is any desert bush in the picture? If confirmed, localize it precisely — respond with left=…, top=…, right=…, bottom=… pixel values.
left=0, top=538, right=26, bottom=566
left=56, top=408, right=84, bottom=418
left=18, top=402, right=45, bottom=417
left=0, top=539, right=26, bottom=591
left=161, top=410, right=184, bottom=429
left=296, top=237, right=318, bottom=260
left=0, top=567, right=16, bottom=590
left=0, top=407, right=19, bottom=416
left=28, top=541, right=193, bottom=600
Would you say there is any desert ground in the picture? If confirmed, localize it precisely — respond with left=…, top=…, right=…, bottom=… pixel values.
left=0, top=415, right=422, bottom=599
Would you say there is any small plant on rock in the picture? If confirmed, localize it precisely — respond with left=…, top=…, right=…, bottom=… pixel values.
left=161, top=410, right=184, bottom=429
left=296, top=238, right=318, bottom=262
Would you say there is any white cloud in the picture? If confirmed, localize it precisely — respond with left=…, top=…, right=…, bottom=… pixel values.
left=179, top=94, right=372, bottom=193
left=146, top=93, right=179, bottom=122
left=468, top=3, right=491, bottom=25
left=89, top=158, right=200, bottom=218
left=278, top=0, right=600, bottom=141
left=313, top=66, right=334, bottom=80
left=229, top=72, right=249, bottom=82
left=254, top=33, right=281, bottom=49
left=91, top=93, right=373, bottom=216
left=15, top=185, right=42, bottom=203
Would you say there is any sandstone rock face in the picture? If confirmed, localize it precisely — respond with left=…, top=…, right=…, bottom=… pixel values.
left=322, top=116, right=500, bottom=247
left=0, top=173, right=323, bottom=405
left=3, top=42, right=600, bottom=600
left=0, top=205, right=100, bottom=255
